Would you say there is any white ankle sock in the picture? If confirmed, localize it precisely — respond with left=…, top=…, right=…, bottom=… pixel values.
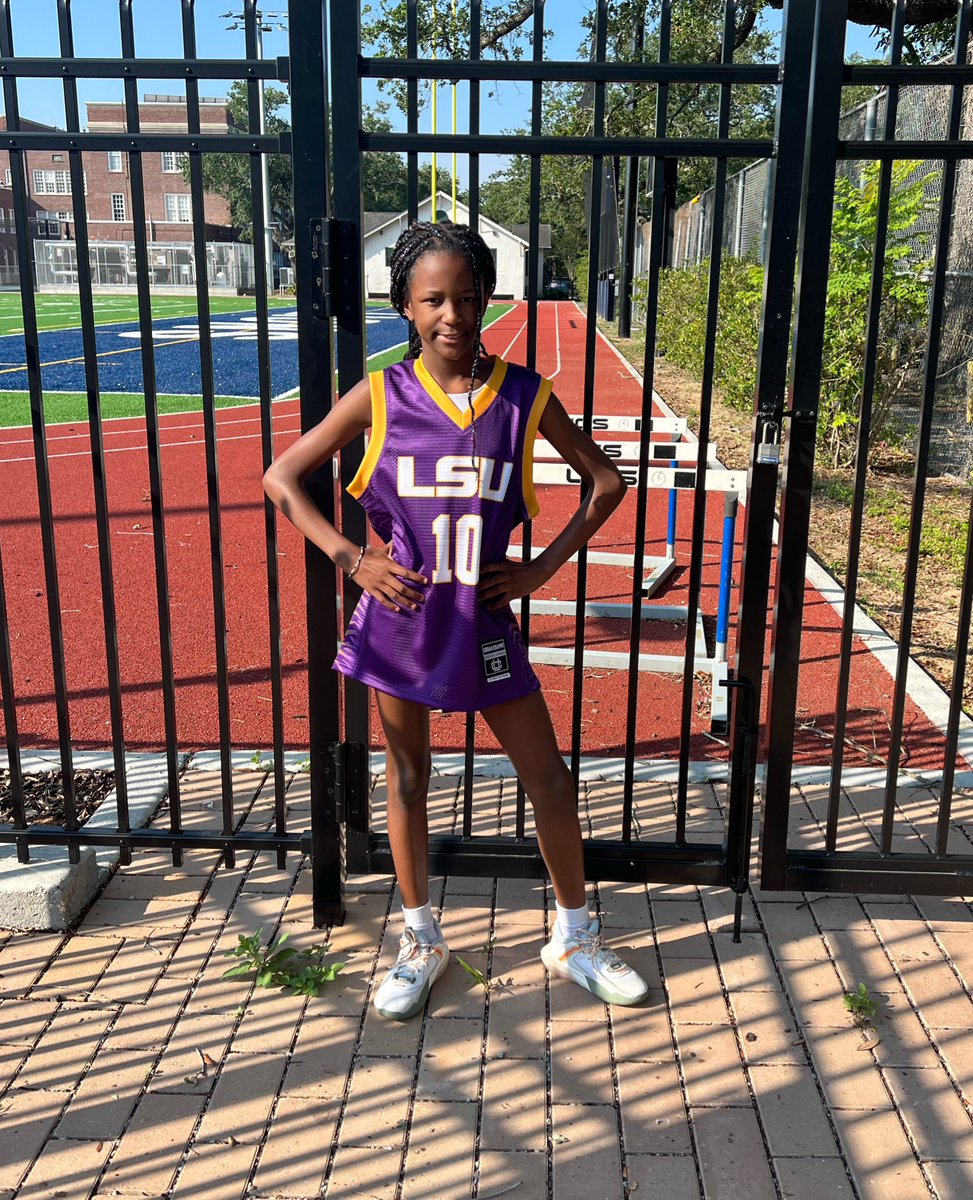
left=555, top=901, right=591, bottom=942
left=402, top=902, right=436, bottom=935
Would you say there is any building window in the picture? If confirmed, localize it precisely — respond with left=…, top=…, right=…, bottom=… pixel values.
left=3, top=169, right=9, bottom=186
left=161, top=152, right=185, bottom=173
left=52, top=154, right=64, bottom=162
left=55, top=211, right=73, bottom=221
left=111, top=193, right=126, bottom=222
left=164, top=193, right=192, bottom=222
left=35, top=219, right=48, bottom=236
left=47, top=219, right=60, bottom=236
left=107, top=151, right=123, bottom=172
left=32, top=169, right=73, bottom=195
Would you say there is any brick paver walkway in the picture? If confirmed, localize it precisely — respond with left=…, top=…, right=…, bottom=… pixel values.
left=2, top=765, right=973, bottom=1199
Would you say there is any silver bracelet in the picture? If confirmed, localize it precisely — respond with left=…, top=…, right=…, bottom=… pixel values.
left=347, top=545, right=366, bottom=578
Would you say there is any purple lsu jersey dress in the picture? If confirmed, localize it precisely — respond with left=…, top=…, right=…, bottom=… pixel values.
left=333, top=354, right=552, bottom=711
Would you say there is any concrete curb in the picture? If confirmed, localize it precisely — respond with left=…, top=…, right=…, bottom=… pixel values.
left=0, top=752, right=176, bottom=931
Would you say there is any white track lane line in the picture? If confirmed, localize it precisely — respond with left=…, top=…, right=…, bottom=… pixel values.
left=550, top=301, right=562, bottom=380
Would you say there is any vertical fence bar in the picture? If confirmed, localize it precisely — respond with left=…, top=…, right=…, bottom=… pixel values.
left=622, top=0, right=672, bottom=841
left=0, top=0, right=78, bottom=861
left=239, top=0, right=287, bottom=861
left=510, top=0, right=546, bottom=841
left=0, top=539, right=26, bottom=861
left=292, top=0, right=343, bottom=923
left=732, top=0, right=818, bottom=890
left=462, top=0, right=484, bottom=839
left=882, top=0, right=971, bottom=852
left=117, top=0, right=183, bottom=861
left=184, top=0, right=235, bottom=866
left=330, top=2, right=371, bottom=872
left=56, top=0, right=130, bottom=859
left=467, top=0, right=480, bottom=227
left=569, top=0, right=608, bottom=786
left=617, top=15, right=645, bottom=339
left=407, top=0, right=419, bottom=222
left=825, top=0, right=906, bottom=851
left=757, top=0, right=849, bottom=881
left=675, top=0, right=735, bottom=823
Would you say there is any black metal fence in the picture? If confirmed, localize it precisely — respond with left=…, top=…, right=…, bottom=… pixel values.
left=2, top=0, right=972, bottom=929
left=759, top=0, right=973, bottom=896
left=0, top=1, right=318, bottom=890
left=315, top=0, right=816, bottom=927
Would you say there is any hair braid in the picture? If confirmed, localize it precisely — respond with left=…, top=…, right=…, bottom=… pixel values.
left=387, top=219, right=496, bottom=467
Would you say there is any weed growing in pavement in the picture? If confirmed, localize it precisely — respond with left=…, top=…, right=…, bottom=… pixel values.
left=223, top=927, right=344, bottom=997
left=456, top=955, right=490, bottom=991
left=844, top=981, right=879, bottom=1030
left=249, top=749, right=274, bottom=771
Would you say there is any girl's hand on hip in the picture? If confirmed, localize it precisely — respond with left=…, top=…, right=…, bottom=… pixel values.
left=355, top=543, right=427, bottom=612
left=478, top=559, right=547, bottom=609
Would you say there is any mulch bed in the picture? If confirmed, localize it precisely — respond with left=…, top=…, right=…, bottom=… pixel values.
left=0, top=770, right=116, bottom=826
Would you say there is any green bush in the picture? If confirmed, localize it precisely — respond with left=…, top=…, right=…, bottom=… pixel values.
left=642, top=160, right=936, bottom=467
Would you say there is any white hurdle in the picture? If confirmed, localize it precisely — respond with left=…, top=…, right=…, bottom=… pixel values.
left=518, top=429, right=745, bottom=730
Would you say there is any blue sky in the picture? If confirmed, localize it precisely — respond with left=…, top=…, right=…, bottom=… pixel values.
left=3, top=1, right=883, bottom=188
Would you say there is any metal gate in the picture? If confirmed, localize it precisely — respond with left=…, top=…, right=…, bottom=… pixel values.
left=3, top=0, right=971, bottom=932
left=288, top=0, right=829, bottom=927
left=758, top=0, right=973, bottom=896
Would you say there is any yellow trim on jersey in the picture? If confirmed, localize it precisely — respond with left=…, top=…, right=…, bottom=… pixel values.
left=522, top=377, right=553, bottom=519
left=347, top=372, right=387, bottom=499
left=415, top=354, right=507, bottom=429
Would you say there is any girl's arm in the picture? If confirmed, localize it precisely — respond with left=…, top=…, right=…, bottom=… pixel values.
left=263, top=379, right=427, bottom=612
left=478, top=392, right=627, bottom=608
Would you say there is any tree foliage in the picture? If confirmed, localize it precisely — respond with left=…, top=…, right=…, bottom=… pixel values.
left=649, top=160, right=938, bottom=467
left=191, top=81, right=293, bottom=245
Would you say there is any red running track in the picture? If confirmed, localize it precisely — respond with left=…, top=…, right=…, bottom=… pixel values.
left=0, top=302, right=961, bottom=771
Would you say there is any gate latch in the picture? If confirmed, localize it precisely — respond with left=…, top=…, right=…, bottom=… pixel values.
left=756, top=419, right=781, bottom=466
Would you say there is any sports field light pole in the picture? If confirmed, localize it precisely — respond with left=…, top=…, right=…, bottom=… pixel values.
left=223, top=9, right=285, bottom=290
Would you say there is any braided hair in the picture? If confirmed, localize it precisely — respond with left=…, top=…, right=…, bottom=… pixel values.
left=388, top=220, right=497, bottom=463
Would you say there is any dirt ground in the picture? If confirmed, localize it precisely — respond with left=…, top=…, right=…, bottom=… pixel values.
left=606, top=331, right=973, bottom=718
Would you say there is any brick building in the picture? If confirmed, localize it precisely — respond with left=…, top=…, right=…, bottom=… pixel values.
left=82, top=95, right=236, bottom=242
left=0, top=97, right=246, bottom=289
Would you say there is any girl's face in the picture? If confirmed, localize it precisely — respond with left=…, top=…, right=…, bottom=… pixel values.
left=402, top=250, right=489, bottom=368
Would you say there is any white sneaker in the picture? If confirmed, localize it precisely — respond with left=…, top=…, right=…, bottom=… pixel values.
left=373, top=921, right=450, bottom=1021
left=541, top=917, right=649, bottom=1006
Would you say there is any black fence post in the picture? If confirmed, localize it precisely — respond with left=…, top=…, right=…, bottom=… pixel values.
left=724, top=0, right=823, bottom=891
left=289, top=0, right=345, bottom=926
left=328, top=2, right=371, bottom=873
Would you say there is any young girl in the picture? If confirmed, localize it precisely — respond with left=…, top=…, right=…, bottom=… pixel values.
left=264, top=220, right=647, bottom=1020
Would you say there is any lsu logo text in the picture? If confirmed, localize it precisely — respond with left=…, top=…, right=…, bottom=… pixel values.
left=398, top=455, right=513, bottom=501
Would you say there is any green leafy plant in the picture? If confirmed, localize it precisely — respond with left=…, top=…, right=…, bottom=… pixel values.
left=843, top=981, right=879, bottom=1030
left=650, top=159, right=937, bottom=468
left=455, top=955, right=491, bottom=992
left=222, top=927, right=344, bottom=997
left=249, top=749, right=274, bottom=771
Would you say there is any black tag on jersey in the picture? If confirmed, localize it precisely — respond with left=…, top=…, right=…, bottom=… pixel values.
left=481, top=638, right=511, bottom=684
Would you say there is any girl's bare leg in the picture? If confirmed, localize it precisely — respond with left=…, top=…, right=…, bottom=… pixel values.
left=481, top=689, right=586, bottom=909
left=374, top=690, right=432, bottom=909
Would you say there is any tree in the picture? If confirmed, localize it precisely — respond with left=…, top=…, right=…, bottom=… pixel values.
left=191, top=80, right=293, bottom=244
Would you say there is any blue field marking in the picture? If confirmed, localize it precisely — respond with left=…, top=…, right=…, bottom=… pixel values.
left=0, top=306, right=409, bottom=397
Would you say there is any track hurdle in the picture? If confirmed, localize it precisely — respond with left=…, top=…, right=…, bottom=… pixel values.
left=512, top=462, right=744, bottom=731
left=557, top=416, right=720, bottom=595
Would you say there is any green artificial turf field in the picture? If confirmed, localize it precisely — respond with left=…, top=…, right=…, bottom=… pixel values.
left=0, top=292, right=305, bottom=337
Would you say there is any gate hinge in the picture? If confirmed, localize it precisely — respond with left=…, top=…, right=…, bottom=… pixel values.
left=330, top=741, right=346, bottom=825
left=276, top=55, right=290, bottom=82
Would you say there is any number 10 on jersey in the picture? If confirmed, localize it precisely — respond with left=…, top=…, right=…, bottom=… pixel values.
left=431, top=514, right=483, bottom=585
